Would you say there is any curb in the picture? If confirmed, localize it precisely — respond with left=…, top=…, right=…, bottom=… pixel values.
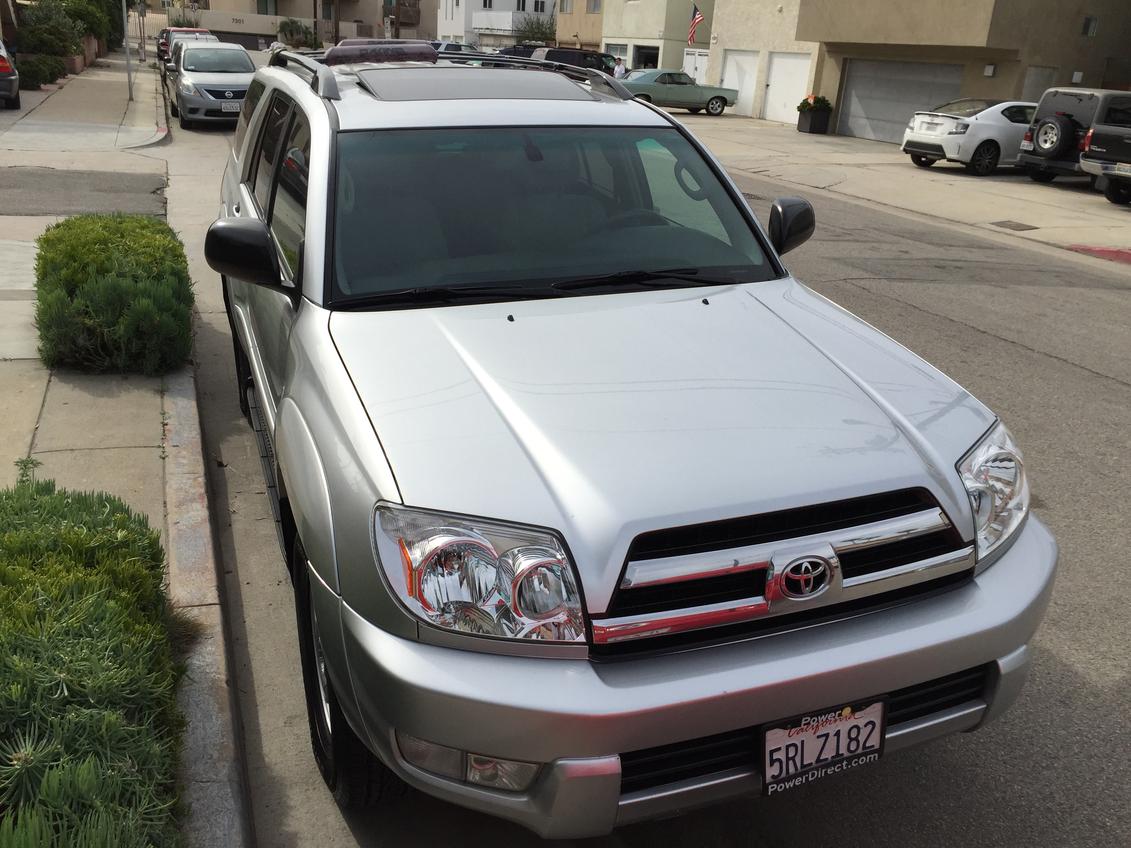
left=122, top=64, right=169, bottom=150
left=164, top=368, right=253, bottom=848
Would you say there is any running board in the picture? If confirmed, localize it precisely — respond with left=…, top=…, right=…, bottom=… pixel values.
left=246, top=385, right=287, bottom=560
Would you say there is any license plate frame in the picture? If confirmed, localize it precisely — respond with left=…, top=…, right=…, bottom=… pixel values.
left=220, top=101, right=242, bottom=113
left=762, top=699, right=886, bottom=796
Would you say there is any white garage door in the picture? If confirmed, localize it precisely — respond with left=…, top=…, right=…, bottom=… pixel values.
left=721, top=49, right=758, bottom=116
left=683, top=49, right=710, bottom=84
left=837, top=59, right=963, bottom=142
left=764, top=52, right=812, bottom=124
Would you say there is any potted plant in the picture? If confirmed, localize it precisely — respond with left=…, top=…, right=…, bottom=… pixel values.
left=797, top=94, right=833, bottom=134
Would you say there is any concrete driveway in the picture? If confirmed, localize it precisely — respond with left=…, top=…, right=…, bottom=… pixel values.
left=170, top=105, right=1130, bottom=847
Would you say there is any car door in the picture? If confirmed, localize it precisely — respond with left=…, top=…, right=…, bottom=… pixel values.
left=999, top=104, right=1035, bottom=164
left=672, top=72, right=700, bottom=107
left=239, top=93, right=312, bottom=422
left=653, top=73, right=681, bottom=107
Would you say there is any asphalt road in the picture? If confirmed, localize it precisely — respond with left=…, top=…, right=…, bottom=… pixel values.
left=180, top=122, right=1131, bottom=848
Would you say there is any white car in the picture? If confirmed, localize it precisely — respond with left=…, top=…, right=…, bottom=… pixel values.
left=901, top=98, right=1036, bottom=176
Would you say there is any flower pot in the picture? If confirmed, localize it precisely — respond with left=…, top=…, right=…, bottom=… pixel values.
left=82, top=35, right=97, bottom=66
left=64, top=54, right=84, bottom=75
left=797, top=109, right=831, bottom=134
left=97, top=38, right=107, bottom=58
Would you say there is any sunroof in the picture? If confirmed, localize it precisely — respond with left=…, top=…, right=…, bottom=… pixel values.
left=354, top=67, right=594, bottom=102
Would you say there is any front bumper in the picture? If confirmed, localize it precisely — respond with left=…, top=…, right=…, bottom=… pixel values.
left=177, top=89, right=243, bottom=122
left=341, top=516, right=1056, bottom=838
left=1080, top=155, right=1131, bottom=181
left=902, top=131, right=963, bottom=162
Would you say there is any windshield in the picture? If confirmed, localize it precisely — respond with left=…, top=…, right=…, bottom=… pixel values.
left=928, top=98, right=998, bottom=117
left=332, top=127, right=774, bottom=304
left=183, top=48, right=253, bottom=73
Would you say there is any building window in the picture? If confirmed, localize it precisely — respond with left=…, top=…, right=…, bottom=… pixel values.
left=586, top=0, right=601, bottom=11
left=516, top=0, right=525, bottom=8
left=560, top=0, right=572, bottom=11
left=482, top=0, right=491, bottom=8
left=1082, top=15, right=1098, bottom=36
left=604, top=42, right=627, bottom=61
left=533, top=0, right=545, bottom=11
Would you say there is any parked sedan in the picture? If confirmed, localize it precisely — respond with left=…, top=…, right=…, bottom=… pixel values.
left=901, top=98, right=1036, bottom=176
left=621, top=69, right=737, bottom=116
left=168, top=42, right=255, bottom=130
left=0, top=40, right=19, bottom=110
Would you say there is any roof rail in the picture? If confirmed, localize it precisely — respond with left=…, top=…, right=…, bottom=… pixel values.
left=268, top=49, right=341, bottom=100
left=455, top=53, right=635, bottom=101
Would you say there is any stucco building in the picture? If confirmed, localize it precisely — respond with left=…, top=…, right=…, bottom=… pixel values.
left=708, top=0, right=1131, bottom=141
left=601, top=0, right=714, bottom=80
left=438, top=0, right=555, bottom=48
left=555, top=0, right=603, bottom=51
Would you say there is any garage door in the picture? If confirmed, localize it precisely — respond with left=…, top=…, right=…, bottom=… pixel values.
left=764, top=52, right=812, bottom=124
left=683, top=49, right=710, bottom=84
left=721, top=49, right=758, bottom=116
left=837, top=59, right=963, bottom=142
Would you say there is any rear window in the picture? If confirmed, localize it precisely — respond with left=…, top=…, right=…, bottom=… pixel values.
left=332, top=127, right=773, bottom=302
left=1036, top=90, right=1099, bottom=125
left=929, top=99, right=998, bottom=117
left=1102, top=96, right=1131, bottom=128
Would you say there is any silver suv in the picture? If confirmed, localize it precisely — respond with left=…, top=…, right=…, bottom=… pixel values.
left=205, top=44, right=1057, bottom=838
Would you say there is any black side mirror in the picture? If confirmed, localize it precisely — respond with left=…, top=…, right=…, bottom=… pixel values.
left=165, top=62, right=177, bottom=74
left=205, top=218, right=284, bottom=289
left=768, top=197, right=815, bottom=256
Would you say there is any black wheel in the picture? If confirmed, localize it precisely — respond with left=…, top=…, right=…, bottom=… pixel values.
left=1104, top=179, right=1131, bottom=205
left=222, top=280, right=253, bottom=423
left=636, top=94, right=652, bottom=104
left=706, top=96, right=726, bottom=117
left=965, top=140, right=1000, bottom=176
left=169, top=97, right=178, bottom=117
left=1027, top=168, right=1056, bottom=183
left=293, top=537, right=394, bottom=810
left=178, top=110, right=191, bottom=130
left=910, top=154, right=936, bottom=168
left=4, top=92, right=20, bottom=110
left=687, top=107, right=701, bottom=114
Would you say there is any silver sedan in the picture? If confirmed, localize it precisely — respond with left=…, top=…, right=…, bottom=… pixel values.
left=168, top=42, right=255, bottom=130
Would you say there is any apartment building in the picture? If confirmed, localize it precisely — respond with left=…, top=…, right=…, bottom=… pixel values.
left=601, top=0, right=714, bottom=79
left=438, top=0, right=555, bottom=48
left=556, top=0, right=603, bottom=51
left=708, top=0, right=1131, bottom=141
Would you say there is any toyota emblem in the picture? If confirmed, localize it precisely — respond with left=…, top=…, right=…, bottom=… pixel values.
left=225, top=90, right=234, bottom=99
left=780, top=557, right=831, bottom=599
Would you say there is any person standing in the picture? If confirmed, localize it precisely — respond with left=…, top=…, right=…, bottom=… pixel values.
left=613, top=57, right=626, bottom=79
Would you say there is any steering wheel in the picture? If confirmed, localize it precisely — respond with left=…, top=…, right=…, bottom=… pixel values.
left=603, top=208, right=670, bottom=230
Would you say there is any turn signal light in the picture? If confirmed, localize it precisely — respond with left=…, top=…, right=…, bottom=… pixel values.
left=1023, top=130, right=1032, bottom=143
left=0, top=57, right=11, bottom=74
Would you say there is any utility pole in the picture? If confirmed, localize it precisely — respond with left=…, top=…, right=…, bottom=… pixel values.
left=122, top=0, right=133, bottom=101
left=332, top=0, right=339, bottom=44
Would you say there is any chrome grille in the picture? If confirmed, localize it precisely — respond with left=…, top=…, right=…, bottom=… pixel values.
left=592, top=489, right=971, bottom=654
left=203, top=88, right=246, bottom=99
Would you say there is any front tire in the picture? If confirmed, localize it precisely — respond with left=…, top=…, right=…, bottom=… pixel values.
left=293, top=537, right=393, bottom=810
left=687, top=107, right=701, bottom=114
left=965, top=140, right=1000, bottom=176
left=706, top=96, right=725, bottom=117
left=1104, top=179, right=1131, bottom=205
left=4, top=92, right=20, bottom=110
left=910, top=154, right=936, bottom=168
left=178, top=109, right=191, bottom=130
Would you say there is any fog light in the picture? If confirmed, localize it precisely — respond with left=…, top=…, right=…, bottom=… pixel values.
left=396, top=732, right=539, bottom=792
left=466, top=754, right=539, bottom=791
left=396, top=732, right=463, bottom=780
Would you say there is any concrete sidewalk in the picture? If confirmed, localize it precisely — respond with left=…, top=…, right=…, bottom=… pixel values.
left=678, top=113, right=1131, bottom=257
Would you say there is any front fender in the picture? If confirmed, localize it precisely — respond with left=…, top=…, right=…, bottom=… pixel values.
left=275, top=397, right=338, bottom=593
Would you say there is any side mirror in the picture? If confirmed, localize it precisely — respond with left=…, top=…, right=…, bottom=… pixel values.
left=768, top=197, right=815, bottom=256
left=165, top=62, right=177, bottom=74
left=205, top=218, right=283, bottom=289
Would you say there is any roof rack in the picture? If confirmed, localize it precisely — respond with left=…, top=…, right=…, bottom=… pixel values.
left=452, top=53, right=635, bottom=102
left=268, top=49, right=340, bottom=100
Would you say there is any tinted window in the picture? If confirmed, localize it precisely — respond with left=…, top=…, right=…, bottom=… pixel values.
left=1001, top=105, right=1035, bottom=124
left=1102, top=97, right=1131, bottom=128
left=234, top=79, right=265, bottom=154
left=1036, top=90, right=1099, bottom=126
left=252, top=95, right=291, bottom=212
left=930, top=99, right=997, bottom=117
left=269, top=112, right=311, bottom=276
left=333, top=127, right=772, bottom=300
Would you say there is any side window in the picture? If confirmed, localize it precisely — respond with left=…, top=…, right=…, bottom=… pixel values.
left=1001, top=105, right=1031, bottom=124
left=656, top=73, right=672, bottom=84
left=251, top=94, right=292, bottom=213
left=268, top=111, right=312, bottom=277
left=1103, top=97, right=1131, bottom=128
left=234, top=79, right=265, bottom=154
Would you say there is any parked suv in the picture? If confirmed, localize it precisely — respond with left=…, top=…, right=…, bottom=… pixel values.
left=1079, top=93, right=1131, bottom=205
left=531, top=46, right=617, bottom=75
left=205, top=43, right=1056, bottom=839
left=1019, top=87, right=1125, bottom=182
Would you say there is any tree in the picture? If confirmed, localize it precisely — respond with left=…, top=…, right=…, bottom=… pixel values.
left=513, top=13, right=555, bottom=45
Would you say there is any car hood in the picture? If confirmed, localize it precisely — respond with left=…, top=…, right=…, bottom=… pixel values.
left=181, top=71, right=253, bottom=87
left=330, top=279, right=993, bottom=612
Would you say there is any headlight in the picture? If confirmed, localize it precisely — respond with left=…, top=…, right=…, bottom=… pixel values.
left=958, top=422, right=1029, bottom=564
left=372, top=504, right=585, bottom=643
left=948, top=122, right=970, bottom=135
left=178, top=79, right=197, bottom=96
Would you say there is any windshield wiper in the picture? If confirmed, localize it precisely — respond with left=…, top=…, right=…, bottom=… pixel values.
left=552, top=268, right=740, bottom=292
left=336, top=284, right=556, bottom=309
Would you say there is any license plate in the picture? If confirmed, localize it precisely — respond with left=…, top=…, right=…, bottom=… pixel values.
left=1114, top=162, right=1131, bottom=175
left=919, top=121, right=941, bottom=132
left=1020, top=140, right=1034, bottom=151
left=762, top=700, right=885, bottom=795
left=221, top=101, right=241, bottom=113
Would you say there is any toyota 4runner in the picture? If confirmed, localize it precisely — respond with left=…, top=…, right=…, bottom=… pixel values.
left=205, top=43, right=1057, bottom=839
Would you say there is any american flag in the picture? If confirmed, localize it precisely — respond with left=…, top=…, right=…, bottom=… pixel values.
left=688, top=4, right=705, bottom=45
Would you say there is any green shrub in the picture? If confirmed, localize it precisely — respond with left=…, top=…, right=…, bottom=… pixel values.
left=16, top=55, right=56, bottom=89
left=19, top=0, right=83, bottom=56
left=278, top=18, right=320, bottom=48
left=0, top=471, right=183, bottom=847
left=35, top=215, right=194, bottom=376
left=63, top=0, right=109, bottom=41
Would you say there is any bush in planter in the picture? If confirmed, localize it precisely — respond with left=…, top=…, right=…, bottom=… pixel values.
left=797, top=94, right=833, bottom=113
left=278, top=18, right=320, bottom=48
left=19, top=0, right=84, bottom=56
left=16, top=55, right=56, bottom=89
left=35, top=215, right=194, bottom=376
left=63, top=0, right=109, bottom=43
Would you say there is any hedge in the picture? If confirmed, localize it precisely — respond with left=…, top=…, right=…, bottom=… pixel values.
left=35, top=215, right=194, bottom=376
left=63, top=0, right=109, bottom=42
left=0, top=467, right=184, bottom=846
left=18, top=0, right=83, bottom=57
left=16, top=55, right=65, bottom=90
